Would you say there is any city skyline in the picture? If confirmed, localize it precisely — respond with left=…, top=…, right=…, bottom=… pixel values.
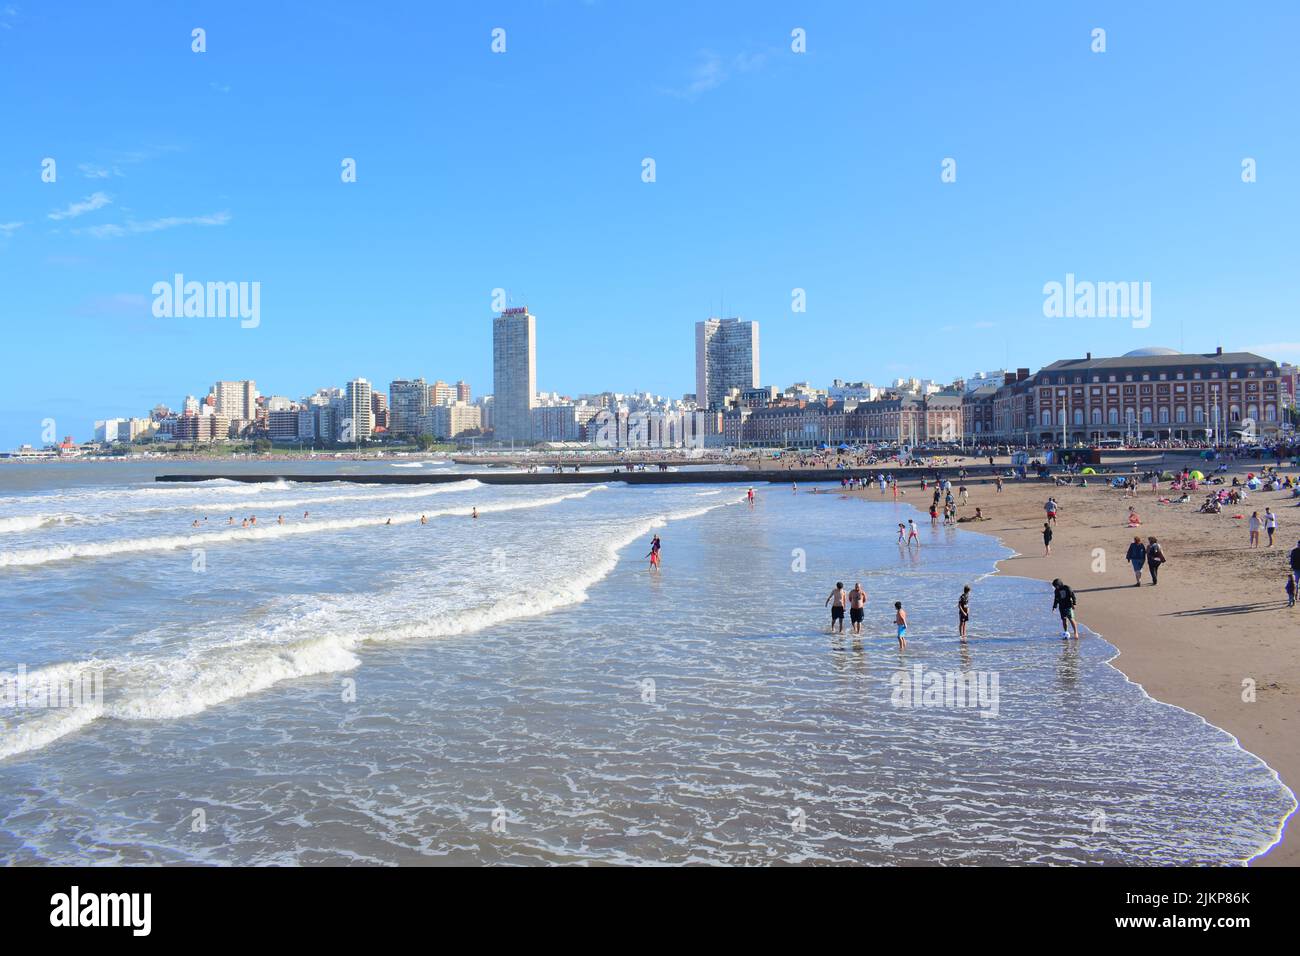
left=3, top=2, right=1299, bottom=449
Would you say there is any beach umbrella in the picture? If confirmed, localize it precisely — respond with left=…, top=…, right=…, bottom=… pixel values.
left=1189, top=470, right=1205, bottom=480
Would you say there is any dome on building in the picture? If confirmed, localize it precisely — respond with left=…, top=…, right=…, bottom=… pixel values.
left=1121, top=346, right=1182, bottom=357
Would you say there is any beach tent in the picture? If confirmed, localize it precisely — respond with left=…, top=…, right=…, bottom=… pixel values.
left=1189, top=470, right=1205, bottom=480
left=1160, top=471, right=1176, bottom=480
left=837, top=443, right=850, bottom=452
left=1080, top=467, right=1097, bottom=475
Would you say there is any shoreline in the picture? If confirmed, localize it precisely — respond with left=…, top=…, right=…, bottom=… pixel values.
left=820, top=472, right=1300, bottom=865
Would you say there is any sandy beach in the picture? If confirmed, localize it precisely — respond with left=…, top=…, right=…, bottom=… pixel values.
left=819, top=465, right=1300, bottom=865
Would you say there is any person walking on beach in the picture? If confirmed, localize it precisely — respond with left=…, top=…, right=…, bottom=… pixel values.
left=1045, top=497, right=1058, bottom=525
left=848, top=582, right=867, bottom=635
left=995, top=476, right=1003, bottom=494
left=1146, top=536, right=1166, bottom=585
left=1249, top=511, right=1262, bottom=548
left=1265, top=508, right=1278, bottom=547
left=1291, top=539, right=1300, bottom=587
left=897, top=522, right=906, bottom=546
left=906, top=519, right=920, bottom=548
left=958, top=585, right=971, bottom=641
left=1051, top=578, right=1079, bottom=639
left=1125, top=536, right=1147, bottom=586
left=1285, top=574, right=1296, bottom=608
left=826, top=582, right=847, bottom=634
left=1042, top=521, right=1053, bottom=556
left=894, top=601, right=908, bottom=650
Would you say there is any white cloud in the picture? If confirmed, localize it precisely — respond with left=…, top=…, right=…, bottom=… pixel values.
left=48, top=191, right=112, bottom=220
left=78, top=163, right=118, bottom=179
left=0, top=221, right=23, bottom=236
left=74, top=211, right=231, bottom=239
left=664, top=49, right=770, bottom=100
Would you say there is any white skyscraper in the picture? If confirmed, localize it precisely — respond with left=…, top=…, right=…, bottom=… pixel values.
left=212, top=380, right=257, bottom=420
left=695, top=318, right=759, bottom=411
left=492, top=307, right=537, bottom=442
left=343, top=378, right=374, bottom=442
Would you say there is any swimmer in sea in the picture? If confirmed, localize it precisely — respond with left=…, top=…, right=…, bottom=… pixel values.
left=471, top=507, right=478, bottom=519
left=894, top=601, right=908, bottom=650
left=385, top=518, right=392, bottom=525
left=303, top=511, right=309, bottom=519
left=277, top=515, right=284, bottom=525
left=420, top=514, right=427, bottom=525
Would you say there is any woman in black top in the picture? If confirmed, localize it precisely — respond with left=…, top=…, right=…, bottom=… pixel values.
left=1146, top=536, right=1166, bottom=585
left=1042, top=522, right=1053, bottom=556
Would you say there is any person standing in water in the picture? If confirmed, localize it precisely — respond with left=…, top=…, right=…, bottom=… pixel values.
left=826, top=581, right=847, bottom=634
left=1051, top=578, right=1079, bottom=639
left=471, top=507, right=478, bottom=519
left=894, top=601, right=908, bottom=650
left=957, top=585, right=971, bottom=641
left=747, top=487, right=755, bottom=506
left=848, top=582, right=867, bottom=635
left=647, top=534, right=661, bottom=569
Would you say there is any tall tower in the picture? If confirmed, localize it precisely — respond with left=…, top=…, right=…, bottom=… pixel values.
left=695, top=318, right=759, bottom=410
left=492, top=307, right=537, bottom=442
left=344, top=378, right=374, bottom=442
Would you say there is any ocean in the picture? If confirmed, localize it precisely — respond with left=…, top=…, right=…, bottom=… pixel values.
left=0, top=461, right=1292, bottom=865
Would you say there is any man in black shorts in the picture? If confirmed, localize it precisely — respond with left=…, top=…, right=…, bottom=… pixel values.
left=1051, top=578, right=1079, bottom=640
left=848, top=582, right=867, bottom=635
left=825, top=581, right=847, bottom=634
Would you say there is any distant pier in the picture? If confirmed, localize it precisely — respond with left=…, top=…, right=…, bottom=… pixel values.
left=155, top=468, right=889, bottom=486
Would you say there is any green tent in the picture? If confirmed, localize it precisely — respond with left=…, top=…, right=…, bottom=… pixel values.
left=1080, top=467, right=1097, bottom=475
left=1189, top=470, right=1205, bottom=480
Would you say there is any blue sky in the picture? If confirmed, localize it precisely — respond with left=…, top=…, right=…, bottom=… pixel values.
left=1, top=0, right=1297, bottom=447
